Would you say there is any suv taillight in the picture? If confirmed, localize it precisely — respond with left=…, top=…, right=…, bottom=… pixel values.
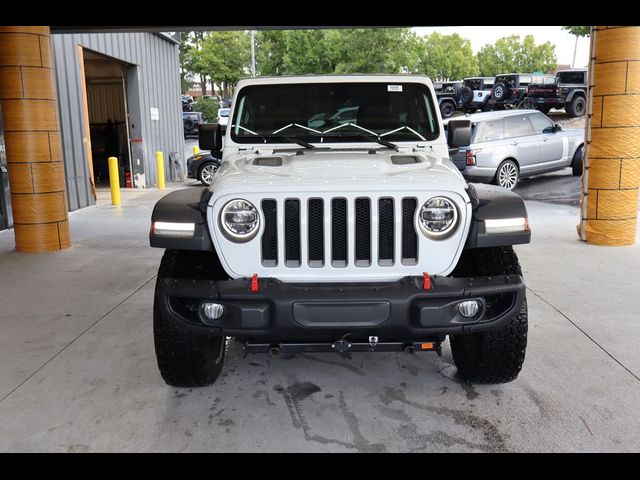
left=466, top=149, right=477, bottom=166
left=555, top=87, right=560, bottom=95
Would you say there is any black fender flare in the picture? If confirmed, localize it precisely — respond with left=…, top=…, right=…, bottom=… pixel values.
left=150, top=187, right=215, bottom=252
left=565, top=89, right=586, bottom=104
left=464, top=183, right=531, bottom=249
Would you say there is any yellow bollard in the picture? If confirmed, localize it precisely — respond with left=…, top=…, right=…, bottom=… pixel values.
left=193, top=146, right=200, bottom=155
left=156, top=151, right=165, bottom=190
left=108, top=156, right=121, bottom=206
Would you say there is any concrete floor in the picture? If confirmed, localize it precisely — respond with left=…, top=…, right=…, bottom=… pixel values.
left=1, top=185, right=639, bottom=452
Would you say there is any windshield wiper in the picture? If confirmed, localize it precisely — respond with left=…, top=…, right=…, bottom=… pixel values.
left=232, top=125, right=315, bottom=149
left=321, top=122, right=398, bottom=150
left=321, top=131, right=398, bottom=150
left=265, top=135, right=315, bottom=149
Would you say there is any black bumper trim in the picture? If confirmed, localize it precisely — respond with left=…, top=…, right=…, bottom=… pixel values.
left=157, top=274, right=526, bottom=342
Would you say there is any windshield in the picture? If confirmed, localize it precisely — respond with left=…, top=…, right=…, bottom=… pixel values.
left=219, top=109, right=230, bottom=117
left=230, top=82, right=439, bottom=145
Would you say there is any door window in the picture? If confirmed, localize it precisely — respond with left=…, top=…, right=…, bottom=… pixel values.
left=527, top=112, right=555, bottom=134
left=504, top=114, right=533, bottom=138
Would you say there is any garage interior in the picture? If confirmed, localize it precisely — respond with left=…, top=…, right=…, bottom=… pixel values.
left=82, top=49, right=133, bottom=190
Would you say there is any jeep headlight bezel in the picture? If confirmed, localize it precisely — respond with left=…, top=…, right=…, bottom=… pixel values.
left=219, top=199, right=260, bottom=242
left=418, top=196, right=459, bottom=239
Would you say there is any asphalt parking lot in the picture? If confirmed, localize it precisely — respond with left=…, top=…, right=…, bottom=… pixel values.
left=1, top=169, right=639, bottom=451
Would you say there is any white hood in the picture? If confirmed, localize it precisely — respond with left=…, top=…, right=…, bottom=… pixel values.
left=210, top=149, right=468, bottom=198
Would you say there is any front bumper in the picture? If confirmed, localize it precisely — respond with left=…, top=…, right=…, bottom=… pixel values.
left=157, top=274, right=525, bottom=343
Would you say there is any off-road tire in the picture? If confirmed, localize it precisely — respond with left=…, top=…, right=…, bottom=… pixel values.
left=440, top=101, right=455, bottom=119
left=153, top=249, right=227, bottom=387
left=459, top=86, right=474, bottom=106
left=493, top=82, right=510, bottom=101
left=566, top=96, right=586, bottom=117
left=571, top=145, right=584, bottom=176
left=450, top=247, right=528, bottom=384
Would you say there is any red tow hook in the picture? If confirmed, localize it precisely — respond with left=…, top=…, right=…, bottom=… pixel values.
left=250, top=273, right=260, bottom=292
left=422, top=272, right=432, bottom=290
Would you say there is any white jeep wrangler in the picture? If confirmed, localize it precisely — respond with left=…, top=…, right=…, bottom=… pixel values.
left=150, top=75, right=531, bottom=387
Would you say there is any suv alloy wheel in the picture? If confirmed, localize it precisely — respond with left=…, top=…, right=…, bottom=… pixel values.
left=495, top=160, right=519, bottom=190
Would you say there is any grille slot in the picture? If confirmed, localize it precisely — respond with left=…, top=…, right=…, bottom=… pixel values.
left=378, top=198, right=394, bottom=266
left=308, top=199, right=324, bottom=267
left=284, top=199, right=301, bottom=267
left=260, top=196, right=420, bottom=271
left=402, top=198, right=418, bottom=264
left=261, top=200, right=277, bottom=266
left=331, top=198, right=348, bottom=267
left=355, top=198, right=371, bottom=266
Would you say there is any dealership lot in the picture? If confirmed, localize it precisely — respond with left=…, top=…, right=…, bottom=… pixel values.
left=1, top=183, right=638, bottom=452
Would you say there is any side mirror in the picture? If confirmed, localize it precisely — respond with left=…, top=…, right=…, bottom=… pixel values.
left=555, top=123, right=562, bottom=132
left=199, top=123, right=222, bottom=151
left=447, top=119, right=472, bottom=148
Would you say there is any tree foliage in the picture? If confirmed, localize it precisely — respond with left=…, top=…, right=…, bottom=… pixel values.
left=411, top=32, right=479, bottom=80
left=179, top=29, right=565, bottom=94
left=193, top=97, right=219, bottom=123
left=188, top=31, right=251, bottom=97
left=562, top=26, right=591, bottom=37
left=477, top=35, right=557, bottom=76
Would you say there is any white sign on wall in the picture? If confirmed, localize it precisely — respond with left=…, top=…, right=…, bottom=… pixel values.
left=150, top=107, right=159, bottom=121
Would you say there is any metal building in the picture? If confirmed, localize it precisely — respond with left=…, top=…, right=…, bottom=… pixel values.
left=51, top=31, right=184, bottom=211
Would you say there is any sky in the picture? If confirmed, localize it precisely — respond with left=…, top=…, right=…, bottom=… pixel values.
left=412, top=26, right=589, bottom=68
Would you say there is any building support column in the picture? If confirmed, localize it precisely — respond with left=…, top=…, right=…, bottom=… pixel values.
left=0, top=26, right=71, bottom=252
left=580, top=26, right=640, bottom=246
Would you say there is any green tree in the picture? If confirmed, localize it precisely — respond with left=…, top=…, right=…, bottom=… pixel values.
left=190, top=31, right=251, bottom=98
left=255, top=30, right=288, bottom=76
left=193, top=97, right=219, bottom=123
left=282, top=30, right=335, bottom=75
left=562, top=26, right=591, bottom=37
left=412, top=32, right=479, bottom=80
left=325, top=28, right=415, bottom=74
left=477, top=35, right=557, bottom=76
left=180, top=31, right=210, bottom=95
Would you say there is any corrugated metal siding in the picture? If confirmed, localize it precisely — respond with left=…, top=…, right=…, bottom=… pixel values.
left=51, top=32, right=184, bottom=211
left=87, top=83, right=126, bottom=123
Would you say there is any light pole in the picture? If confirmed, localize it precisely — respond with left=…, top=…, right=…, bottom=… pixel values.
left=250, top=30, right=256, bottom=77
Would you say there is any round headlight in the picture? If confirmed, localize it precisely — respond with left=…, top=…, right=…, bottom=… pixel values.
left=219, top=199, right=260, bottom=242
left=418, top=197, right=458, bottom=239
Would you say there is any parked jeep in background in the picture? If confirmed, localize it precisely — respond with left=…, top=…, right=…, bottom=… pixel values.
left=434, top=80, right=463, bottom=118
left=183, top=111, right=204, bottom=138
left=490, top=73, right=535, bottom=109
left=149, top=75, right=531, bottom=388
left=525, top=69, right=588, bottom=117
left=458, top=77, right=495, bottom=113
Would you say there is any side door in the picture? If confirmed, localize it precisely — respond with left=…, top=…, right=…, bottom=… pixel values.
left=503, top=113, right=539, bottom=175
left=527, top=111, right=567, bottom=171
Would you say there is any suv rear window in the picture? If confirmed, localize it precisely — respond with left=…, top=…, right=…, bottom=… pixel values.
left=474, top=119, right=504, bottom=143
left=557, top=71, right=585, bottom=84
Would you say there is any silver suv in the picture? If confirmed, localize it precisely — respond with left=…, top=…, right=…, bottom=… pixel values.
left=450, top=110, right=584, bottom=189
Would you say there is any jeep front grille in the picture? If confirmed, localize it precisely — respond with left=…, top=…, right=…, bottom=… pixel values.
left=260, top=196, right=418, bottom=268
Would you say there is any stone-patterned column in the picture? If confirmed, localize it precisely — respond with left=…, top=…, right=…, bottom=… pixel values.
left=581, top=26, right=640, bottom=246
left=0, top=26, right=71, bottom=252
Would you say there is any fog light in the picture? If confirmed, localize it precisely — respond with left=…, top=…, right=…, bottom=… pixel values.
left=458, top=300, right=479, bottom=318
left=203, top=303, right=224, bottom=320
